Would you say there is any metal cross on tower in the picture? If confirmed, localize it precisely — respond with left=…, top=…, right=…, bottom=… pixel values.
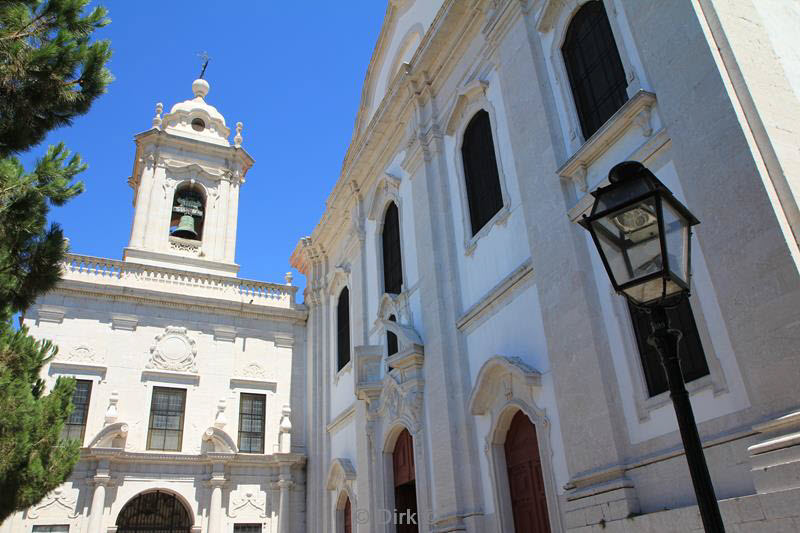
left=197, top=51, right=210, bottom=79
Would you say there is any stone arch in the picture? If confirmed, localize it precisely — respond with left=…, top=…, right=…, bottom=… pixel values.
left=170, top=180, right=207, bottom=241
left=115, top=489, right=194, bottom=531
left=469, top=356, right=563, bottom=532
left=327, top=459, right=357, bottom=533
left=87, top=421, right=129, bottom=449
left=202, top=426, right=238, bottom=453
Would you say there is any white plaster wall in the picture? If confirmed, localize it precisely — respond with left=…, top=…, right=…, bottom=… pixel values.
left=464, top=285, right=570, bottom=501
left=28, top=297, right=295, bottom=455
left=368, top=0, right=444, bottom=120
left=330, top=418, right=358, bottom=466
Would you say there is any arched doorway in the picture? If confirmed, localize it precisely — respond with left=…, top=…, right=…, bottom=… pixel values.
left=393, top=428, right=418, bottom=533
left=343, top=496, right=352, bottom=533
left=504, top=410, right=551, bottom=533
left=116, top=490, right=192, bottom=533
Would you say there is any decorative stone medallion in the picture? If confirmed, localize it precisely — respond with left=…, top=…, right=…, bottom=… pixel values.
left=146, top=326, right=197, bottom=372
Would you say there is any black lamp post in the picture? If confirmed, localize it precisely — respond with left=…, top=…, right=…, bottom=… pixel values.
left=579, top=161, right=725, bottom=533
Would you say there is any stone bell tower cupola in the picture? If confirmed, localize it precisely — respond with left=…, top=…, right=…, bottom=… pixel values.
left=124, top=79, right=254, bottom=276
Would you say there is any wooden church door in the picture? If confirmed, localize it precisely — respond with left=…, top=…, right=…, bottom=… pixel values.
left=393, top=428, right=419, bottom=533
left=343, top=497, right=352, bottom=533
left=504, top=411, right=551, bottom=533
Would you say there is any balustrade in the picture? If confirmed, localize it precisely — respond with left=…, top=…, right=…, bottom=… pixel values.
left=61, top=254, right=296, bottom=308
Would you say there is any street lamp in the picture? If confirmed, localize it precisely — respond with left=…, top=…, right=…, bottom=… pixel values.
left=579, top=161, right=725, bottom=533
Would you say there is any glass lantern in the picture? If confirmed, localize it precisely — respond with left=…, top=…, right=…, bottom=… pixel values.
left=579, top=161, right=699, bottom=305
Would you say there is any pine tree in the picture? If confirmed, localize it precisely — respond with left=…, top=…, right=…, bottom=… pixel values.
left=0, top=0, right=111, bottom=521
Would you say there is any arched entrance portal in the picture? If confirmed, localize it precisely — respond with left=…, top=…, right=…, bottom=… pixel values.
left=116, top=490, right=192, bottom=533
left=504, top=410, right=551, bottom=533
left=392, top=428, right=418, bottom=533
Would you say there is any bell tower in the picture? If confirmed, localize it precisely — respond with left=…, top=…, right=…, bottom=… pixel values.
left=124, top=79, right=253, bottom=276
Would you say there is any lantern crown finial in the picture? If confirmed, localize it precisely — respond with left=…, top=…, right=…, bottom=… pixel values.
left=608, top=161, right=647, bottom=184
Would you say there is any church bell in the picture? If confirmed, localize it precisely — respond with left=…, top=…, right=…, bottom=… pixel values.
left=171, top=215, right=198, bottom=239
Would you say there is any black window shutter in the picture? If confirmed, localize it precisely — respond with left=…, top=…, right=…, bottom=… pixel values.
left=627, top=299, right=710, bottom=397
left=461, top=110, right=503, bottom=236
left=562, top=0, right=628, bottom=139
left=337, top=287, right=351, bottom=371
left=382, top=202, right=403, bottom=294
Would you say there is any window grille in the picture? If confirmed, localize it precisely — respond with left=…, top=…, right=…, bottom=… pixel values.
left=238, top=393, right=266, bottom=453
left=234, top=524, right=262, bottom=533
left=62, top=379, right=92, bottom=443
left=562, top=0, right=628, bottom=140
left=116, top=491, right=191, bottom=532
left=146, top=387, right=186, bottom=451
left=461, top=110, right=503, bottom=236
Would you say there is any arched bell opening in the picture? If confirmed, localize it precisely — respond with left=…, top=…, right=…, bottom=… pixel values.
left=116, top=489, right=193, bottom=533
left=170, top=182, right=206, bottom=241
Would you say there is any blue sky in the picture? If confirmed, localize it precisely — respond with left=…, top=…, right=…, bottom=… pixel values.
left=20, top=1, right=387, bottom=295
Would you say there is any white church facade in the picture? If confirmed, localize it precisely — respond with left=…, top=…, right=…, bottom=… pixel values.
left=5, top=0, right=800, bottom=532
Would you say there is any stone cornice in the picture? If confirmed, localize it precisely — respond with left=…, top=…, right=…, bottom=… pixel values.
left=557, top=91, right=658, bottom=192
left=80, top=448, right=306, bottom=467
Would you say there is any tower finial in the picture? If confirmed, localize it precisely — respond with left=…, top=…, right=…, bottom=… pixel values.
left=197, top=51, right=210, bottom=80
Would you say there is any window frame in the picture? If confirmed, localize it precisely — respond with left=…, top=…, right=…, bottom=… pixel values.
left=237, top=392, right=266, bottom=454
left=146, top=386, right=187, bottom=452
left=561, top=0, right=629, bottom=141
left=538, top=0, right=645, bottom=156
left=449, top=97, right=511, bottom=256
left=626, top=298, right=710, bottom=398
left=62, top=379, right=92, bottom=444
left=609, top=285, right=729, bottom=420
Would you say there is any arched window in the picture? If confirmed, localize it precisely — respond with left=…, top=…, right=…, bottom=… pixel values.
left=392, top=428, right=418, bottom=533
left=170, top=183, right=206, bottom=241
left=562, top=0, right=628, bottom=140
left=337, top=287, right=351, bottom=371
left=461, top=110, right=503, bottom=236
left=382, top=202, right=403, bottom=294
left=504, top=411, right=551, bottom=533
left=117, top=491, right=192, bottom=533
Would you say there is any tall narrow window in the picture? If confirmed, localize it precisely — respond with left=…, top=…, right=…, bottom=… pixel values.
left=628, top=299, right=710, bottom=397
left=238, top=393, right=266, bottom=453
left=147, top=387, right=186, bottom=451
left=462, top=110, right=503, bottom=236
left=62, top=379, right=92, bottom=443
left=337, top=287, right=351, bottom=371
left=382, top=202, right=403, bottom=294
left=562, top=0, right=628, bottom=140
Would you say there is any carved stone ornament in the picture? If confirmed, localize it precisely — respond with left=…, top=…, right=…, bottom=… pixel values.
left=26, top=486, right=79, bottom=518
left=62, top=343, right=102, bottom=364
left=146, top=326, right=197, bottom=373
left=239, top=362, right=269, bottom=380
left=227, top=489, right=267, bottom=518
